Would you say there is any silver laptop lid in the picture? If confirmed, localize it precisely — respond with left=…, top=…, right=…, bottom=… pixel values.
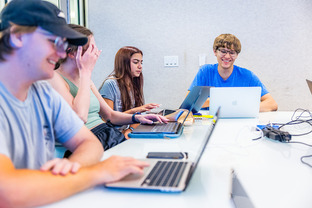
left=184, top=107, right=220, bottom=188
left=209, top=87, right=261, bottom=118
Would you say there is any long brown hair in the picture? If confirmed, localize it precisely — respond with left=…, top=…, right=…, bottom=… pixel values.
left=102, top=46, right=144, bottom=111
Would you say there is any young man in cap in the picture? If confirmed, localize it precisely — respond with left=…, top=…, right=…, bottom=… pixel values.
left=0, top=0, right=167, bottom=207
left=188, top=34, right=278, bottom=112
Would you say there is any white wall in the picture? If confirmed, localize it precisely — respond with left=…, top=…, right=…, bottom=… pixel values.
left=88, top=0, right=312, bottom=110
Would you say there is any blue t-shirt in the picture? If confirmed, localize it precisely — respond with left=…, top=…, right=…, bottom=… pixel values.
left=0, top=81, right=84, bottom=169
left=189, top=64, right=268, bottom=97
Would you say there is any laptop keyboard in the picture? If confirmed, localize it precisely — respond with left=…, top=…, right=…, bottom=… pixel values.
left=151, top=122, right=180, bottom=133
left=141, top=161, right=188, bottom=187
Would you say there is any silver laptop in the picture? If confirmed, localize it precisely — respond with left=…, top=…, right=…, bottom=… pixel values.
left=105, top=107, right=220, bottom=192
left=209, top=87, right=261, bottom=118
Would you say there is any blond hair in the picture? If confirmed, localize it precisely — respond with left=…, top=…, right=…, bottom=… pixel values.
left=213, top=34, right=241, bottom=54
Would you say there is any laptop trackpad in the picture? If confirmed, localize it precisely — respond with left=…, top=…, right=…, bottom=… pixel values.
left=105, top=160, right=157, bottom=188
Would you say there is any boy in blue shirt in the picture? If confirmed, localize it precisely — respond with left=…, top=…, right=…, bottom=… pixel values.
left=189, top=34, right=278, bottom=112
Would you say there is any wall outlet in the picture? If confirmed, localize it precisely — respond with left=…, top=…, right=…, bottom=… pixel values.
left=164, top=56, right=179, bottom=67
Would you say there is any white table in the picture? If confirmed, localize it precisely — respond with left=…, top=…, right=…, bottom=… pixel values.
left=45, top=118, right=233, bottom=208
left=226, top=112, right=312, bottom=208
left=45, top=111, right=312, bottom=208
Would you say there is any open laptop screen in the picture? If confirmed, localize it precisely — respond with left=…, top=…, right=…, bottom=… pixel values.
left=209, top=87, right=261, bottom=118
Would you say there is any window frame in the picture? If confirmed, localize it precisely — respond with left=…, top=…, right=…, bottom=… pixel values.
left=0, top=0, right=87, bottom=26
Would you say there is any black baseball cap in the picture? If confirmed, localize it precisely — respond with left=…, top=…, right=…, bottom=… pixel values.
left=0, top=0, right=88, bottom=46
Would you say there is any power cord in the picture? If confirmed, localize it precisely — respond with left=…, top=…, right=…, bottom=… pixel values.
left=290, top=108, right=312, bottom=120
left=301, top=155, right=312, bottom=168
left=288, top=141, right=312, bottom=168
left=253, top=108, right=312, bottom=168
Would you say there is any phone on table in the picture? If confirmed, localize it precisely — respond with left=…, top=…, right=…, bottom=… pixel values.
left=146, top=152, right=188, bottom=159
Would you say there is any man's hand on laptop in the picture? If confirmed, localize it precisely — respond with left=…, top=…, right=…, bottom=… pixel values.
left=93, top=156, right=150, bottom=184
left=136, top=114, right=169, bottom=124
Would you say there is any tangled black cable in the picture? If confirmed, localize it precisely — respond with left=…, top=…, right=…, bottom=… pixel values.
left=288, top=141, right=312, bottom=168
left=255, top=108, right=312, bottom=168
left=290, top=108, right=312, bottom=120
left=271, top=108, right=312, bottom=136
left=301, top=155, right=312, bottom=168
left=275, top=119, right=312, bottom=136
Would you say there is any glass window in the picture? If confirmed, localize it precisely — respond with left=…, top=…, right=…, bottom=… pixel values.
left=70, top=0, right=88, bottom=26
left=45, top=0, right=59, bottom=7
left=0, top=0, right=7, bottom=10
left=0, top=0, right=86, bottom=26
left=70, top=0, right=79, bottom=24
left=41, top=0, right=85, bottom=25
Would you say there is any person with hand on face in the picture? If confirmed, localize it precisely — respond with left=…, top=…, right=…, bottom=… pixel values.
left=49, top=25, right=168, bottom=149
left=0, top=1, right=152, bottom=207
left=188, top=34, right=278, bottom=112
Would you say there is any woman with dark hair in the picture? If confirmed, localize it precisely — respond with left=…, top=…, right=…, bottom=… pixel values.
left=49, top=25, right=167, bottom=150
left=99, top=46, right=159, bottom=114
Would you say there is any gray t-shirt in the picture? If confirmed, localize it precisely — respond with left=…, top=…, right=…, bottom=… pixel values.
left=0, top=81, right=84, bottom=169
left=99, top=78, right=124, bottom=112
